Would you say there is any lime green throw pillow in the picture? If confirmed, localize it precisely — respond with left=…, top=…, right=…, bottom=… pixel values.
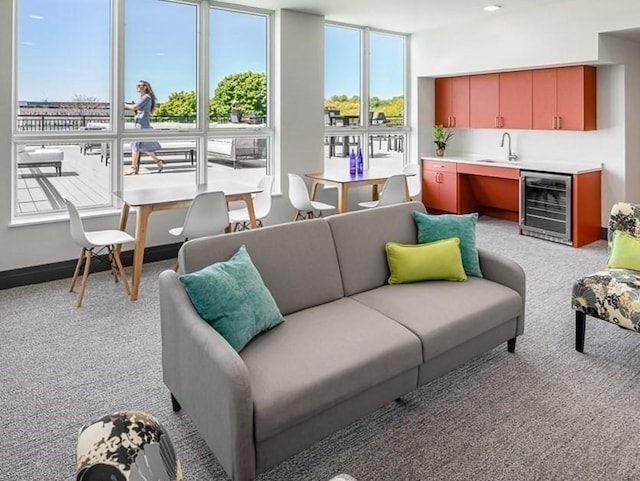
left=179, top=245, right=284, bottom=352
left=385, top=238, right=467, bottom=284
left=607, top=231, right=640, bottom=271
left=411, top=210, right=483, bottom=278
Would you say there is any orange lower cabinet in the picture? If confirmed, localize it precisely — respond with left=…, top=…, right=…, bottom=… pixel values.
left=572, top=170, right=602, bottom=247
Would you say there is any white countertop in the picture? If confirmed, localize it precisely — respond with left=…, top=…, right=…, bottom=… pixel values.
left=421, top=154, right=602, bottom=174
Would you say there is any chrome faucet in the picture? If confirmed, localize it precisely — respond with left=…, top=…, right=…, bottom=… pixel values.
left=500, top=132, right=518, bottom=161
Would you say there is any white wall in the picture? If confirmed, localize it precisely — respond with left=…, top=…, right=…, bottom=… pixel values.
left=410, top=0, right=640, bottom=227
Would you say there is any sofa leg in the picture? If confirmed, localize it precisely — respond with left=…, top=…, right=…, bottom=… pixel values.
left=576, top=311, right=586, bottom=353
left=507, top=337, right=517, bottom=353
left=171, top=393, right=182, bottom=412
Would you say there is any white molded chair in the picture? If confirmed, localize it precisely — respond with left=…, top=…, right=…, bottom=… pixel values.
left=168, top=191, right=230, bottom=240
left=65, top=198, right=135, bottom=307
left=229, top=175, right=273, bottom=231
left=358, top=174, right=408, bottom=209
left=288, top=173, right=336, bottom=220
left=403, top=163, right=421, bottom=199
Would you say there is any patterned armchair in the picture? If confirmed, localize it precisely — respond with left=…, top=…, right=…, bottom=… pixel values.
left=571, top=202, right=640, bottom=352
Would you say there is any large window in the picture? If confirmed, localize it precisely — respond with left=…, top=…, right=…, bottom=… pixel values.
left=13, top=0, right=272, bottom=219
left=324, top=24, right=407, bottom=172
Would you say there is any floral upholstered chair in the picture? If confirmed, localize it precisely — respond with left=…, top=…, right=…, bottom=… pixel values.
left=572, top=202, right=640, bottom=352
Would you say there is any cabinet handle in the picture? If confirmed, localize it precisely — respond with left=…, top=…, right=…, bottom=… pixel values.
left=552, top=116, right=557, bottom=129
left=495, top=116, right=499, bottom=128
left=557, top=116, right=562, bottom=129
left=501, top=116, right=504, bottom=128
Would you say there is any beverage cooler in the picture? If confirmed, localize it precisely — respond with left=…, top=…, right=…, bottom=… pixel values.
left=520, top=171, right=572, bottom=245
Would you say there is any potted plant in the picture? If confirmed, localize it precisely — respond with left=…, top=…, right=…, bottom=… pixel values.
left=433, top=124, right=453, bottom=157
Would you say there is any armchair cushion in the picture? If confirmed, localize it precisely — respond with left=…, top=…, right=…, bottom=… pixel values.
left=607, top=231, right=640, bottom=271
left=179, top=245, right=284, bottom=351
left=572, top=270, right=640, bottom=332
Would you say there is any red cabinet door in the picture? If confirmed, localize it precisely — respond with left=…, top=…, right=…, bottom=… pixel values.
left=435, top=78, right=453, bottom=127
left=500, top=70, right=532, bottom=129
left=422, top=169, right=441, bottom=209
left=557, top=66, right=596, bottom=131
left=450, top=76, right=470, bottom=128
left=532, top=68, right=557, bottom=130
left=438, top=171, right=458, bottom=213
left=470, top=74, right=499, bottom=128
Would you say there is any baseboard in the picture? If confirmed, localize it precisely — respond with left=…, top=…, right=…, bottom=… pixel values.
left=0, top=243, right=182, bottom=290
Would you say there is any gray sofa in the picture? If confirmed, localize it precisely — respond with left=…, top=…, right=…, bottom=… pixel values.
left=159, top=201, right=525, bottom=481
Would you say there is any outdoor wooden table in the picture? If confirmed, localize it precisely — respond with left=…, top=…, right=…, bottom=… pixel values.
left=305, top=169, right=412, bottom=214
left=115, top=181, right=260, bottom=300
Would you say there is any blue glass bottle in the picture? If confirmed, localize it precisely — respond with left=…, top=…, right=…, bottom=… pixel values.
left=356, top=147, right=364, bottom=175
left=349, top=148, right=357, bottom=176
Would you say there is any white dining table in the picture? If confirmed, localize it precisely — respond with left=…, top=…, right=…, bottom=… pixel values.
left=115, top=181, right=260, bottom=300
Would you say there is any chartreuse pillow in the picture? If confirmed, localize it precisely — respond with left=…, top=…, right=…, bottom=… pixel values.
left=411, top=210, right=483, bottom=277
left=385, top=238, right=467, bottom=284
left=179, top=245, right=284, bottom=352
left=607, top=231, right=640, bottom=271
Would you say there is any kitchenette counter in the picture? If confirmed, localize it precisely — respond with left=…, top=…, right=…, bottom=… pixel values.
left=420, top=154, right=602, bottom=247
left=421, top=154, right=602, bottom=175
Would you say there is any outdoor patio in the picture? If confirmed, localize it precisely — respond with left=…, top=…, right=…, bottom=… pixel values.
left=15, top=139, right=405, bottom=215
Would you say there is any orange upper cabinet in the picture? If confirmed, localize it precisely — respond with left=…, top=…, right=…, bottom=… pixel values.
left=470, top=74, right=499, bottom=128
left=435, top=76, right=470, bottom=128
left=470, top=71, right=532, bottom=129
left=532, top=66, right=596, bottom=130
left=499, top=70, right=533, bottom=129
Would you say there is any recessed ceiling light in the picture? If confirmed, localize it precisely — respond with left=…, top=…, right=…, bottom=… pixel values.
left=483, top=4, right=502, bottom=11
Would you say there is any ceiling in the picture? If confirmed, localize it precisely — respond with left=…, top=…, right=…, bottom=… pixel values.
left=226, top=0, right=574, bottom=34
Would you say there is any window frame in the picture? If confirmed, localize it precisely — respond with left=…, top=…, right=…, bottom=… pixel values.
left=324, top=22, right=410, bottom=169
left=11, top=0, right=274, bottom=222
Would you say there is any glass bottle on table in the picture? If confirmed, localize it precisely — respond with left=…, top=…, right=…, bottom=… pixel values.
left=349, top=148, right=357, bottom=176
left=356, top=147, right=363, bottom=175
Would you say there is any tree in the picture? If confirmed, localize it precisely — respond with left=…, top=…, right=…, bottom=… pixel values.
left=210, top=71, right=267, bottom=121
left=154, top=90, right=197, bottom=120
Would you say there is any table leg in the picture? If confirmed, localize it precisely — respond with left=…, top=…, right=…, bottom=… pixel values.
left=130, top=205, right=152, bottom=301
left=372, top=184, right=380, bottom=201
left=338, top=185, right=348, bottom=213
left=243, top=194, right=258, bottom=229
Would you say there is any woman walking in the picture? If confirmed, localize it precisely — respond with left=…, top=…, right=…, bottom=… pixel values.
left=124, top=80, right=165, bottom=175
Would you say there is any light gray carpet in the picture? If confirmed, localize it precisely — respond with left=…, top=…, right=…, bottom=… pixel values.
left=1, top=217, right=639, bottom=481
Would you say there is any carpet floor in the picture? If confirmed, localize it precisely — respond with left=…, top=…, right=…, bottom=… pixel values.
left=1, top=216, right=639, bottom=481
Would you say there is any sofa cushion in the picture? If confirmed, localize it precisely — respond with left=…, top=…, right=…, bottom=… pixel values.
left=385, top=239, right=467, bottom=284
left=327, top=201, right=427, bottom=296
left=412, top=211, right=483, bottom=277
left=351, top=278, right=522, bottom=362
left=178, top=219, right=344, bottom=316
left=239, top=297, right=422, bottom=442
left=179, top=245, right=284, bottom=352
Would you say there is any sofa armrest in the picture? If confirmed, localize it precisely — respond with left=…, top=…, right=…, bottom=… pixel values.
left=477, top=248, right=526, bottom=336
left=159, top=270, right=256, bottom=481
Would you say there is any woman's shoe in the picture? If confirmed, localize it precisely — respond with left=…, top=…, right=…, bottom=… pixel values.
left=125, top=168, right=138, bottom=176
left=157, top=161, right=165, bottom=173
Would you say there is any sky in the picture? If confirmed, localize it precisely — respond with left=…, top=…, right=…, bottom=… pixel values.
left=17, top=0, right=403, bottom=103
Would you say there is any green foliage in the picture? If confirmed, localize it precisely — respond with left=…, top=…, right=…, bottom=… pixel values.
left=433, top=124, right=453, bottom=149
left=324, top=95, right=404, bottom=123
left=154, top=90, right=196, bottom=119
left=211, top=71, right=267, bottom=120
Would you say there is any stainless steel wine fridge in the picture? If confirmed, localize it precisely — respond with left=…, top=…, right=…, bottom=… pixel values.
left=520, top=171, right=572, bottom=245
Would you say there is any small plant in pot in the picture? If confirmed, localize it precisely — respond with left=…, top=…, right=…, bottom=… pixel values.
left=433, top=124, right=453, bottom=157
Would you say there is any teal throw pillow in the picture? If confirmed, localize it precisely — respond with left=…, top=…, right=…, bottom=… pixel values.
left=179, top=245, right=284, bottom=352
left=411, top=210, right=483, bottom=277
